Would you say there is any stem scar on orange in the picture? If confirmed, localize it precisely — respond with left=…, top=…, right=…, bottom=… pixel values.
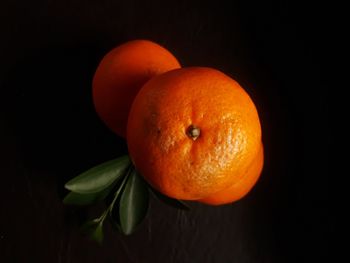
left=92, top=40, right=181, bottom=138
left=127, top=67, right=263, bottom=201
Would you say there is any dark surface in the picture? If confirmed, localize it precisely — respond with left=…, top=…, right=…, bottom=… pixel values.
left=0, top=0, right=329, bottom=262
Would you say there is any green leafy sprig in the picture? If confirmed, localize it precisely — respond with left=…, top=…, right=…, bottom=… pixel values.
left=63, top=155, right=188, bottom=243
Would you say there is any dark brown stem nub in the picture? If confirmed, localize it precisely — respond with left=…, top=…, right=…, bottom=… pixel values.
left=186, top=125, right=201, bottom=141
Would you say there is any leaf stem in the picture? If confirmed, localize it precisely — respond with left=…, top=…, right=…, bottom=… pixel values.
left=92, top=164, right=134, bottom=226
left=108, top=165, right=133, bottom=215
left=98, top=208, right=109, bottom=222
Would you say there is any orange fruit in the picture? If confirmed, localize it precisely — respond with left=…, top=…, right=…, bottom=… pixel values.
left=92, top=40, right=181, bottom=137
left=127, top=67, right=262, bottom=200
left=199, top=143, right=264, bottom=205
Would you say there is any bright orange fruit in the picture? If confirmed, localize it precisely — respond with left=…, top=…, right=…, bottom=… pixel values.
left=127, top=67, right=262, bottom=200
left=92, top=40, right=180, bottom=137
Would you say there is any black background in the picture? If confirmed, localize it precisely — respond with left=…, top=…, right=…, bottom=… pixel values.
left=0, top=0, right=329, bottom=262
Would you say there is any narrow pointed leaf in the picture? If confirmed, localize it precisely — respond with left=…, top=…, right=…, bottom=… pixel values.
left=65, top=155, right=130, bottom=194
left=63, top=180, right=118, bottom=205
left=150, top=187, right=190, bottom=210
left=119, top=170, right=149, bottom=235
left=80, top=219, right=104, bottom=244
left=63, top=186, right=110, bottom=206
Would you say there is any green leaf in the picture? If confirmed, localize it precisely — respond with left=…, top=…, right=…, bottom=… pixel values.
left=80, top=219, right=104, bottom=244
left=150, top=187, right=190, bottom=210
left=119, top=169, right=149, bottom=235
left=65, top=155, right=130, bottom=194
left=63, top=179, right=117, bottom=205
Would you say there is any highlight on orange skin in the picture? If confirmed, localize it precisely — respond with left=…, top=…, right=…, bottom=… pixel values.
left=92, top=40, right=181, bottom=137
left=198, top=144, right=264, bottom=205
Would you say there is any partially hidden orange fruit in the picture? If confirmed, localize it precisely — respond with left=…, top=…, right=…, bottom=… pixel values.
left=93, top=40, right=181, bottom=137
left=127, top=67, right=262, bottom=201
left=199, top=143, right=264, bottom=205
